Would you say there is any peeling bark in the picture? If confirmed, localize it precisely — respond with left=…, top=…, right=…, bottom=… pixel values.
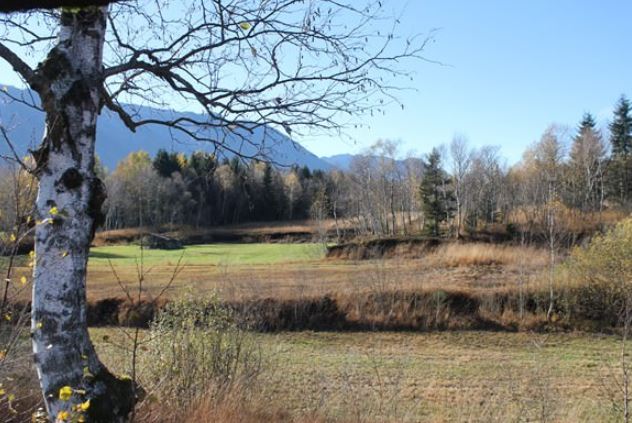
left=30, top=7, right=134, bottom=423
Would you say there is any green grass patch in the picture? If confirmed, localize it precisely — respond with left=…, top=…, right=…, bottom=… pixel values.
left=89, top=243, right=326, bottom=267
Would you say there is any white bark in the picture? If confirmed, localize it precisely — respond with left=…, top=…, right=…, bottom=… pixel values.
left=31, top=7, right=133, bottom=423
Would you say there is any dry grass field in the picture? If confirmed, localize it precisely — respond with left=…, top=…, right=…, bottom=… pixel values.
left=3, top=239, right=550, bottom=303
left=2, top=221, right=631, bottom=422
left=87, top=328, right=624, bottom=422
left=5, top=328, right=624, bottom=422
left=79, top=241, right=548, bottom=302
left=2, top=239, right=570, bottom=332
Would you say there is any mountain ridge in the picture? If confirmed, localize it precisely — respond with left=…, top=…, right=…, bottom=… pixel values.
left=0, top=86, right=332, bottom=171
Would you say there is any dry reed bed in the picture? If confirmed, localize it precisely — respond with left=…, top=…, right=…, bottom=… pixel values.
left=326, top=239, right=548, bottom=266
left=77, top=280, right=613, bottom=333
left=424, top=242, right=549, bottom=267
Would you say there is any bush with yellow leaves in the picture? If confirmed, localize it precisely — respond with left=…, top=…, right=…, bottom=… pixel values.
left=562, top=217, right=632, bottom=325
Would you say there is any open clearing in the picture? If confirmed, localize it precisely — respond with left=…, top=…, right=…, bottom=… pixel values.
left=92, top=329, right=622, bottom=422
left=89, top=243, right=326, bottom=267
left=2, top=238, right=627, bottom=421
left=80, top=242, right=547, bottom=302
left=5, top=241, right=551, bottom=308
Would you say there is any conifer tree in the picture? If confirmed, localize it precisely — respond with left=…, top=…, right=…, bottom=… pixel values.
left=419, top=148, right=455, bottom=236
left=609, top=96, right=632, bottom=205
left=262, top=163, right=278, bottom=220
left=153, top=149, right=182, bottom=178
left=610, top=96, right=632, bottom=157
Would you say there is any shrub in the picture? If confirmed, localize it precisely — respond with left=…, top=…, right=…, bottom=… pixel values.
left=141, top=293, right=262, bottom=412
left=562, top=217, right=632, bottom=323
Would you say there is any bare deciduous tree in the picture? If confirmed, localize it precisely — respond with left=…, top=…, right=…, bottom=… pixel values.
left=0, top=0, right=120, bottom=13
left=449, top=134, right=471, bottom=238
left=0, top=2, right=425, bottom=421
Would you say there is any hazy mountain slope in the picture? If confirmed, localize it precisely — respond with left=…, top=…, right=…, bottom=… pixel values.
left=0, top=86, right=331, bottom=171
left=322, top=153, right=425, bottom=173
left=321, top=154, right=356, bottom=170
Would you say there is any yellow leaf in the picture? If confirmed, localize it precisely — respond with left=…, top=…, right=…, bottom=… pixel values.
left=20, top=276, right=27, bottom=285
left=62, top=251, right=69, bottom=258
left=79, top=399, right=90, bottom=411
left=59, top=386, right=73, bottom=401
left=56, top=410, right=69, bottom=421
left=9, top=234, right=16, bottom=242
left=0, top=388, right=5, bottom=396
left=36, top=322, right=43, bottom=329
left=239, top=22, right=251, bottom=30
left=61, top=7, right=83, bottom=13
left=49, top=207, right=59, bottom=216
left=83, top=367, right=94, bottom=379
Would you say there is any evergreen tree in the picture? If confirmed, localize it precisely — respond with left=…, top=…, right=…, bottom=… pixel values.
left=153, top=149, right=182, bottom=178
left=610, top=96, right=632, bottom=156
left=579, top=112, right=597, bottom=132
left=300, top=165, right=312, bottom=180
left=262, top=163, right=280, bottom=220
left=608, top=95, right=632, bottom=205
left=419, top=148, right=455, bottom=236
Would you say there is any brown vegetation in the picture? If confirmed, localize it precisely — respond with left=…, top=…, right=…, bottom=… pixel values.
left=92, top=220, right=347, bottom=247
left=327, top=238, right=549, bottom=267
left=75, top=284, right=617, bottom=333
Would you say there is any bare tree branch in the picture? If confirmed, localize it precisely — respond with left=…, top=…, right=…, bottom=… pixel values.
left=0, top=0, right=123, bottom=13
left=0, top=41, right=37, bottom=83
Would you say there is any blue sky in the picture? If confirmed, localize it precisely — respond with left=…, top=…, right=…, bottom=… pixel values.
left=301, top=0, right=632, bottom=162
left=1, top=1, right=631, bottom=163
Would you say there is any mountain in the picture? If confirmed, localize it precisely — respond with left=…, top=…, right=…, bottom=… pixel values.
left=321, top=153, right=425, bottom=173
left=321, top=154, right=356, bottom=170
left=0, top=86, right=331, bottom=171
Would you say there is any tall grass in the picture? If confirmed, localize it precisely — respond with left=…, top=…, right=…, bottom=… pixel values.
left=423, top=243, right=548, bottom=268
left=135, top=293, right=263, bottom=421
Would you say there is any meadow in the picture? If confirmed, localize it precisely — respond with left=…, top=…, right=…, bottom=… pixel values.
left=2, top=221, right=631, bottom=422
left=90, top=243, right=326, bottom=267
left=90, top=328, right=623, bottom=422
left=78, top=240, right=549, bottom=301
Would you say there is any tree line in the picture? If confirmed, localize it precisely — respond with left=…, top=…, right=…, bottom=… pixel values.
left=97, top=95, right=632, bottom=239
left=1, top=95, right=630, bottom=240
left=102, top=150, right=335, bottom=230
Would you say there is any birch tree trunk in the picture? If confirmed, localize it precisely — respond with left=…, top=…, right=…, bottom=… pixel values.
left=30, top=7, right=134, bottom=423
